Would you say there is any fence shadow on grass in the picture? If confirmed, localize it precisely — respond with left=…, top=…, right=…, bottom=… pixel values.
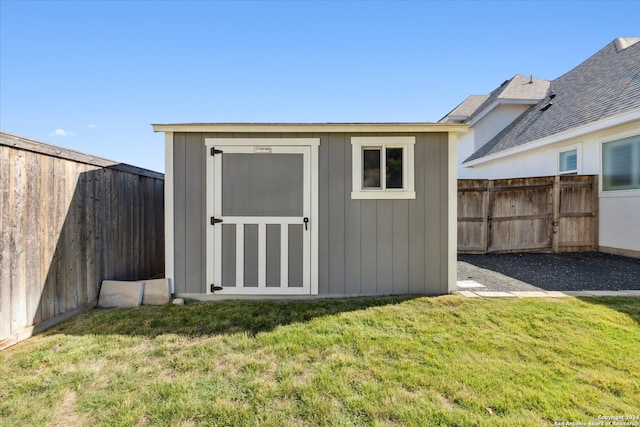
left=45, top=296, right=422, bottom=338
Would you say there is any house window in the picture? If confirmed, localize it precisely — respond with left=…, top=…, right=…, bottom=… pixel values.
left=559, top=149, right=578, bottom=174
left=602, top=135, right=640, bottom=191
left=351, top=137, right=415, bottom=199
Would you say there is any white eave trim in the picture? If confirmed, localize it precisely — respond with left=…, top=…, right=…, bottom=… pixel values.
left=464, top=108, right=640, bottom=166
left=152, top=123, right=468, bottom=134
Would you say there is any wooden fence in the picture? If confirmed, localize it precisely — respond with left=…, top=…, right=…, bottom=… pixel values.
left=1, top=132, right=164, bottom=350
left=458, top=175, right=598, bottom=254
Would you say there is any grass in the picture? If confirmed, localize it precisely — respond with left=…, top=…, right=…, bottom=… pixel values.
left=1, top=295, right=639, bottom=427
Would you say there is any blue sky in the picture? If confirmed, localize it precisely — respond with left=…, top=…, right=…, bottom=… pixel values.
left=1, top=0, right=639, bottom=173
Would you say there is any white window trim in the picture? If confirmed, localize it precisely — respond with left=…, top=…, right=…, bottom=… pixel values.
left=164, top=132, right=175, bottom=294
left=557, top=143, right=581, bottom=175
left=351, top=136, right=416, bottom=200
left=599, top=132, right=640, bottom=197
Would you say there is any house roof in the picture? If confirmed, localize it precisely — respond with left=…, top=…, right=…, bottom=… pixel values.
left=441, top=95, right=489, bottom=122
left=152, top=122, right=468, bottom=133
left=465, top=37, right=640, bottom=163
left=440, top=74, right=550, bottom=123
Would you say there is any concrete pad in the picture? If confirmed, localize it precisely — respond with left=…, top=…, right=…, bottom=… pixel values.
left=544, top=291, right=572, bottom=298
left=561, top=291, right=594, bottom=297
left=98, top=280, right=144, bottom=308
left=511, top=291, right=553, bottom=298
left=585, top=290, right=628, bottom=297
left=142, top=278, right=171, bottom=305
left=458, top=291, right=480, bottom=298
left=617, top=289, right=640, bottom=296
left=475, top=291, right=517, bottom=298
left=457, top=280, right=486, bottom=288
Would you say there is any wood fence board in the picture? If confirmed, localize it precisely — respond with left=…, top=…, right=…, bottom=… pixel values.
left=76, top=165, right=88, bottom=308
left=63, top=160, right=77, bottom=311
left=0, top=146, right=12, bottom=340
left=40, top=156, right=56, bottom=322
left=141, top=177, right=151, bottom=280
left=459, top=175, right=597, bottom=254
left=24, top=150, right=41, bottom=326
left=85, top=166, right=98, bottom=304
left=53, top=157, right=67, bottom=316
left=11, top=148, right=28, bottom=334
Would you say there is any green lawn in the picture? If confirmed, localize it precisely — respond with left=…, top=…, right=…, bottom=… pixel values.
left=1, top=295, right=639, bottom=426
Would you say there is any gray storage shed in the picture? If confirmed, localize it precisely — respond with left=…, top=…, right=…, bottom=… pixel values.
left=153, top=123, right=466, bottom=298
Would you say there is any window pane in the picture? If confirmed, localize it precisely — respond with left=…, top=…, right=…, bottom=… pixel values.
left=386, top=147, right=403, bottom=189
left=363, top=149, right=381, bottom=188
left=559, top=149, right=577, bottom=172
left=602, top=136, right=640, bottom=191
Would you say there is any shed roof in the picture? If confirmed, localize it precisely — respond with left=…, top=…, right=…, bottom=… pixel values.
left=152, top=122, right=468, bottom=134
left=465, top=37, right=640, bottom=163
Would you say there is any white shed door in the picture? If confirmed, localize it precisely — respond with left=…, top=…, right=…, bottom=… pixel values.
left=206, top=142, right=316, bottom=295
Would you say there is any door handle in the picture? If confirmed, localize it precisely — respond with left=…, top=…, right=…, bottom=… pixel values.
left=303, top=217, right=309, bottom=231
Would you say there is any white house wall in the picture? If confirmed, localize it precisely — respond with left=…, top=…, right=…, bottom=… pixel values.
left=457, top=104, right=532, bottom=179
left=471, top=104, right=531, bottom=152
left=460, top=119, right=640, bottom=256
left=599, top=196, right=640, bottom=255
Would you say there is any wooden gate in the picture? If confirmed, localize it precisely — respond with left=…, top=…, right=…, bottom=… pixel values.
left=458, top=175, right=598, bottom=254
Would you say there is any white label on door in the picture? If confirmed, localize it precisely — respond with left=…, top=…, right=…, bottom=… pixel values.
left=255, top=146, right=272, bottom=153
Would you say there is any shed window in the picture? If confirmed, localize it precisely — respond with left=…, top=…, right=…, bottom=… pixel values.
left=602, top=135, right=640, bottom=191
left=351, top=137, right=415, bottom=199
left=363, top=148, right=382, bottom=188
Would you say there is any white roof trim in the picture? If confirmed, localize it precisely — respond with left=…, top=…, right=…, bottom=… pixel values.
left=464, top=108, right=640, bottom=166
left=439, top=115, right=467, bottom=123
left=467, top=98, right=543, bottom=126
left=152, top=123, right=468, bottom=133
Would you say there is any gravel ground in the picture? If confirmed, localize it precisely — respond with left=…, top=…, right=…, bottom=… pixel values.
left=457, top=252, right=640, bottom=292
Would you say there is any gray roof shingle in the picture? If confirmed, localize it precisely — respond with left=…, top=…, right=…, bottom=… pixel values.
left=441, top=75, right=550, bottom=123
left=444, top=95, right=490, bottom=120
left=465, top=38, right=640, bottom=163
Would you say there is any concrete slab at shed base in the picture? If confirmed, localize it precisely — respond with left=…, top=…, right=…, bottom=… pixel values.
left=142, top=279, right=171, bottom=305
left=98, top=280, right=144, bottom=308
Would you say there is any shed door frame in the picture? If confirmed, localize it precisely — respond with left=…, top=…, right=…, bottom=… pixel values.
left=205, top=138, right=319, bottom=295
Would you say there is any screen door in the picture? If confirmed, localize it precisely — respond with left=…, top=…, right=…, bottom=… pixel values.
left=206, top=144, right=312, bottom=295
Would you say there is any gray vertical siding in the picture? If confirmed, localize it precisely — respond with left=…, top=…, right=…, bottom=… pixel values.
left=288, top=224, right=303, bottom=287
left=221, top=224, right=236, bottom=287
left=244, top=224, right=259, bottom=287
left=266, top=224, right=281, bottom=287
left=171, top=131, right=451, bottom=295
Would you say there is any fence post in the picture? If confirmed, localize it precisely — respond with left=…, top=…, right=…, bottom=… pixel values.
left=552, top=176, right=560, bottom=253
left=483, top=180, right=492, bottom=253
left=591, top=175, right=599, bottom=251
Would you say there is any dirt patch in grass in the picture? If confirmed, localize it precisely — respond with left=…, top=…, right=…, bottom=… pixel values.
left=46, top=391, right=84, bottom=427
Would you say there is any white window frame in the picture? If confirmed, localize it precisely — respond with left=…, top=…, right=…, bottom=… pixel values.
left=600, top=133, right=640, bottom=195
left=351, top=136, right=416, bottom=200
left=557, top=144, right=581, bottom=175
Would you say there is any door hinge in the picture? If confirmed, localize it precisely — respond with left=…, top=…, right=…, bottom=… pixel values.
left=210, top=147, right=223, bottom=156
left=210, top=217, right=223, bottom=226
left=210, top=284, right=223, bottom=292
